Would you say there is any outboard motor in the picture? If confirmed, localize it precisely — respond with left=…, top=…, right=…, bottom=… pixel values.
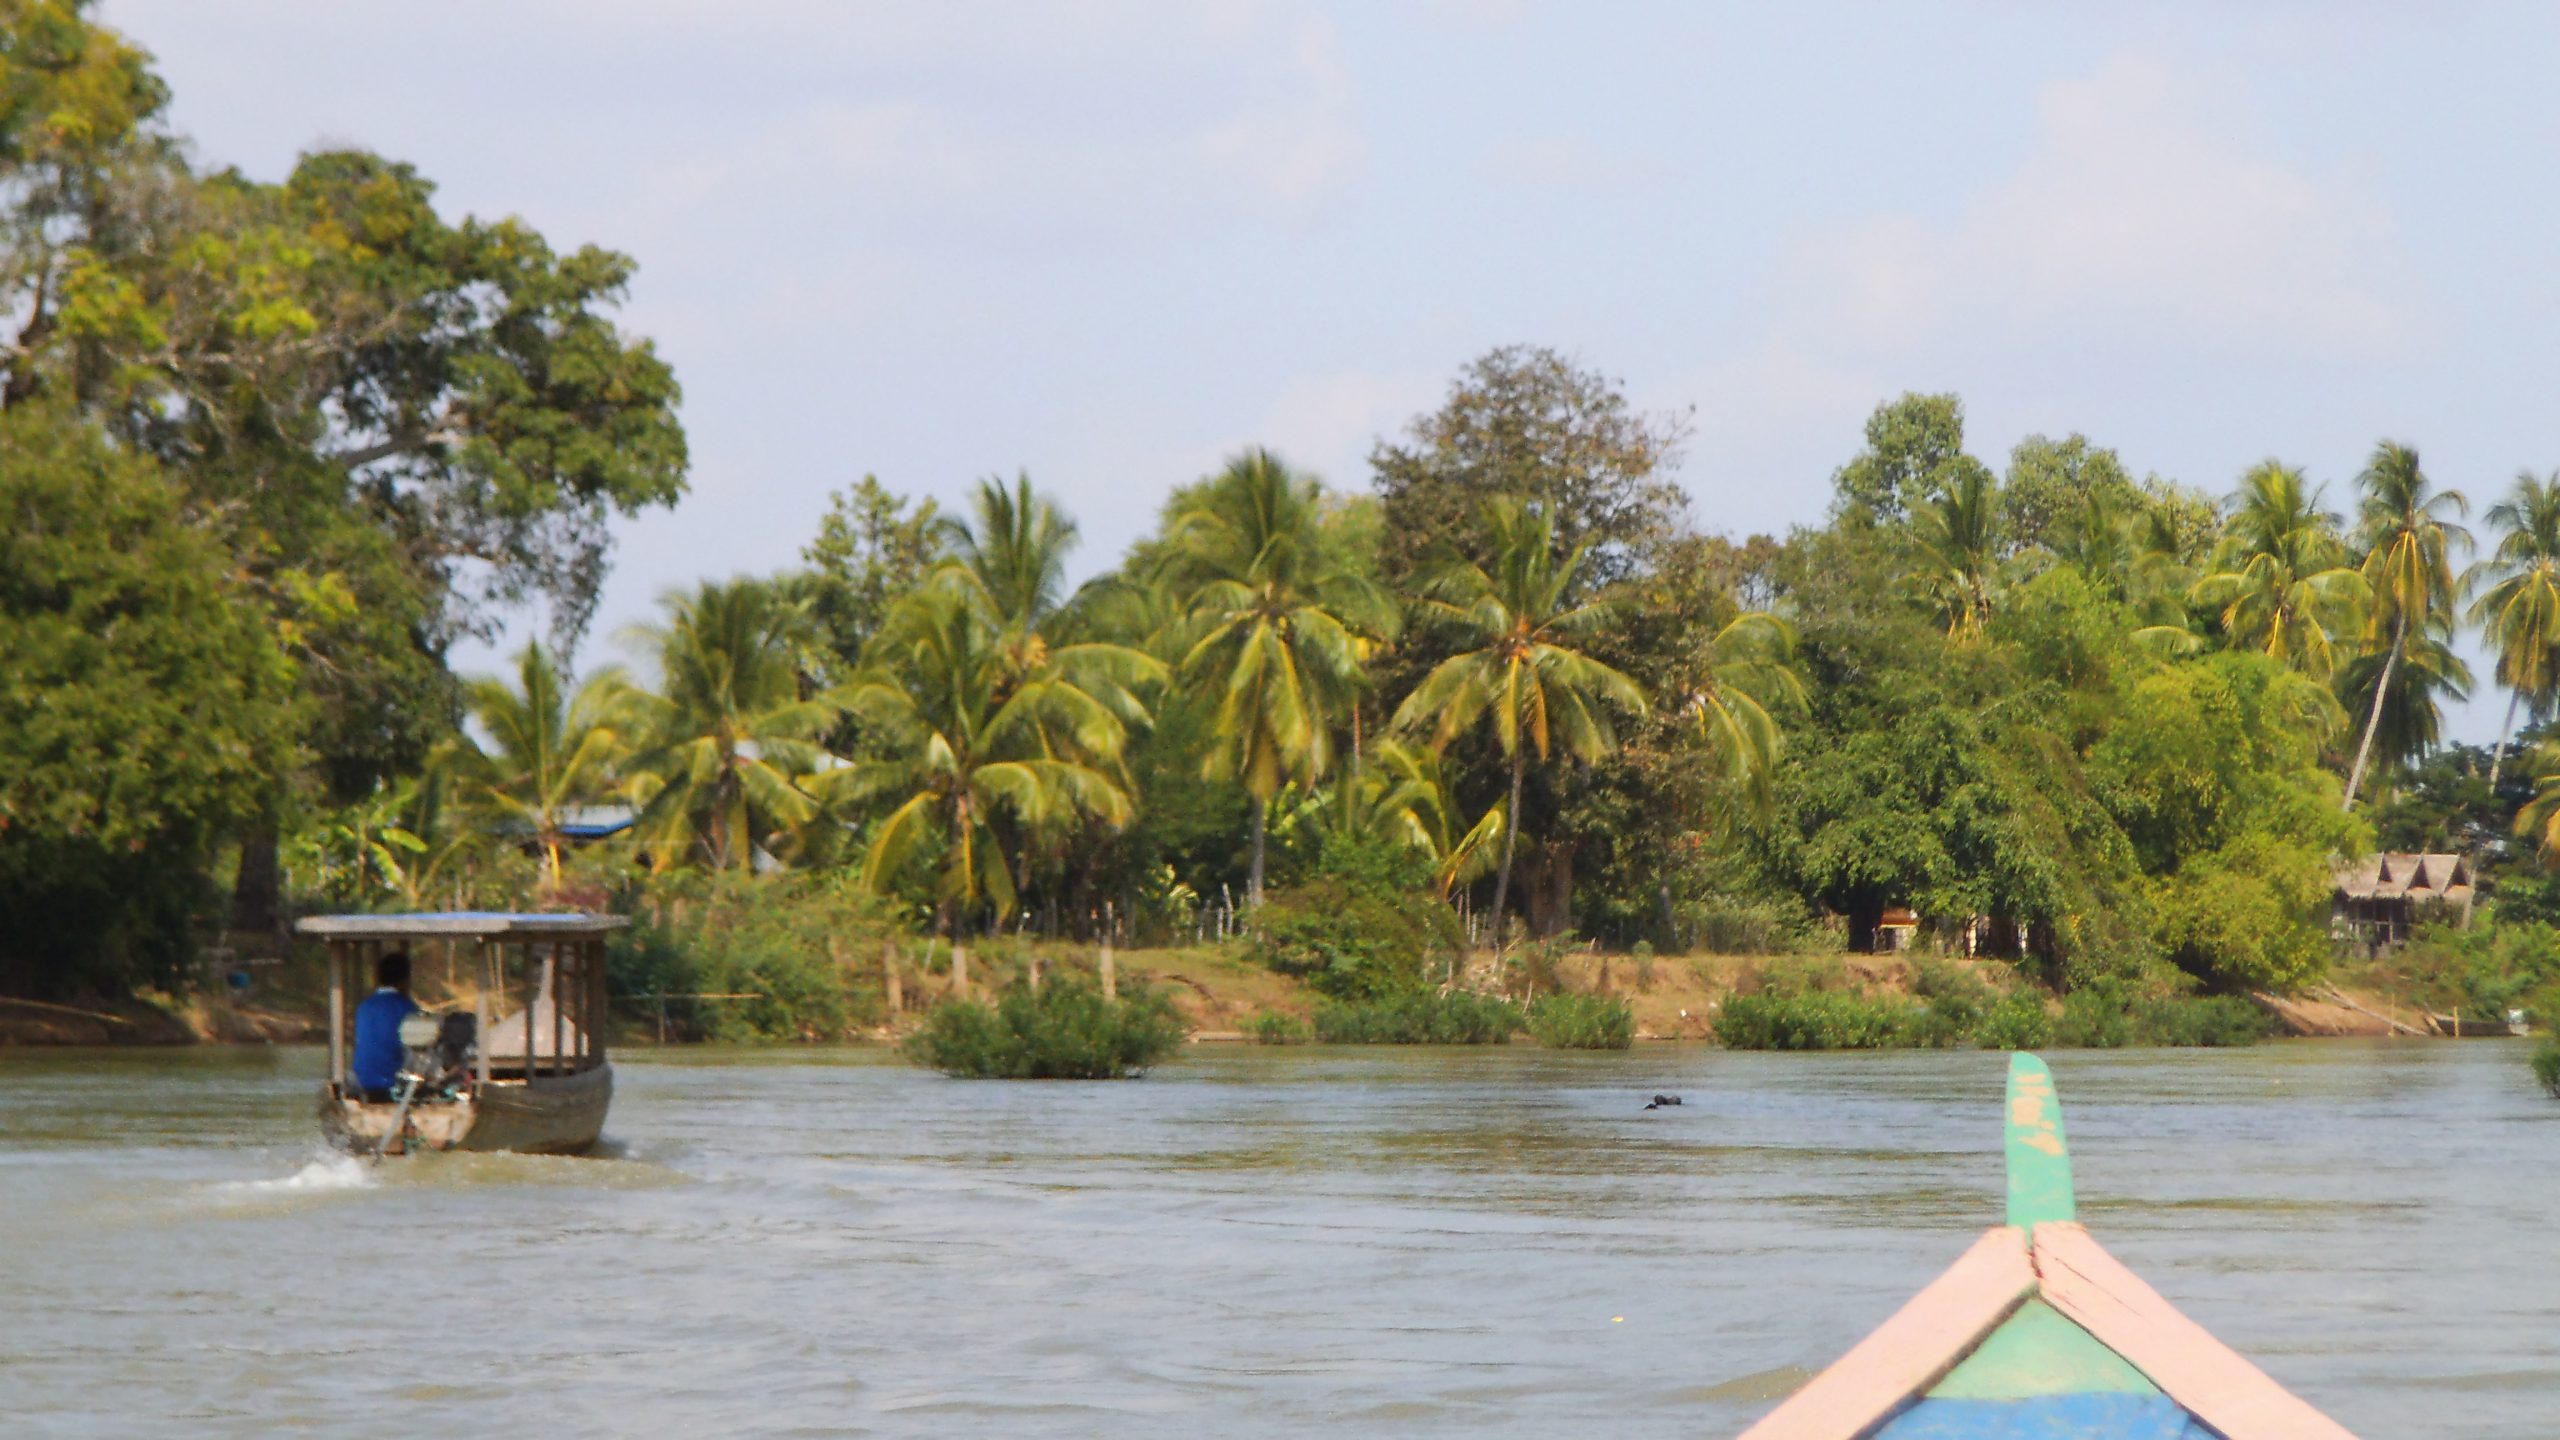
left=394, top=1011, right=478, bottom=1095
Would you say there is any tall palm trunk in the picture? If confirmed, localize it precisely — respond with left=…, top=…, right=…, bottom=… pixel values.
left=2490, top=688, right=2523, bottom=790
left=2343, top=612, right=2405, bottom=809
left=1246, top=797, right=1270, bottom=908
left=1488, top=751, right=1527, bottom=952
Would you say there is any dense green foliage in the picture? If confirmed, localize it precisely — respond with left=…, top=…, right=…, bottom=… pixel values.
left=27, top=1, right=2560, bottom=1047
left=0, top=406, right=298, bottom=994
left=1524, top=993, right=1635, bottom=1049
left=1716, top=986, right=2268, bottom=1050
left=1311, top=992, right=1523, bottom=1044
left=610, top=872, right=891, bottom=1041
left=905, top=982, right=1185, bottom=1078
left=2534, top=1039, right=2560, bottom=1100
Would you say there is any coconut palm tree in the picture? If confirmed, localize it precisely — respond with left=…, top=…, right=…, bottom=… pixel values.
left=2190, top=461, right=2368, bottom=679
left=1683, top=610, right=1804, bottom=825
left=1911, top=465, right=2001, bottom=642
left=446, top=642, right=639, bottom=891
left=2335, top=618, right=2472, bottom=782
left=1392, top=498, right=1646, bottom=941
left=939, top=471, right=1075, bottom=636
left=2342, top=442, right=2469, bottom=809
left=622, top=579, right=840, bottom=872
left=841, top=582, right=1139, bottom=993
left=2469, top=469, right=2560, bottom=786
left=1163, top=449, right=1394, bottom=905
left=2515, top=741, right=2560, bottom=868
left=1304, top=739, right=1504, bottom=904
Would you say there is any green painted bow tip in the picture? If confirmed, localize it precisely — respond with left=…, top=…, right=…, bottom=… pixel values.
left=2004, top=1052, right=2076, bottom=1229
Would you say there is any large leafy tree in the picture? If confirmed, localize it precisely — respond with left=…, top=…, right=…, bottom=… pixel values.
left=1165, top=450, right=1393, bottom=905
left=2340, top=442, right=2468, bottom=809
left=1831, top=392, right=1995, bottom=527
left=2001, top=433, right=2141, bottom=555
left=801, top=475, right=942, bottom=680
left=446, top=643, right=637, bottom=892
left=2190, top=462, right=2367, bottom=679
left=3, top=7, right=689, bottom=929
left=2468, top=470, right=2560, bottom=786
left=1393, top=499, right=1646, bottom=940
left=0, top=403, right=296, bottom=995
left=1371, top=344, right=1688, bottom=600
left=623, top=581, right=837, bottom=873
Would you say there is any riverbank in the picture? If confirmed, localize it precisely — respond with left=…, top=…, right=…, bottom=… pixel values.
left=0, top=940, right=2500, bottom=1048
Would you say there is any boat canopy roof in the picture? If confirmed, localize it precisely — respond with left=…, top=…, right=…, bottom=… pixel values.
left=295, top=911, right=628, bottom=940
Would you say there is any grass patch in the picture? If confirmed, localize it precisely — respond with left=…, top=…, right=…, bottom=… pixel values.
left=1312, top=992, right=1521, bottom=1044
left=1526, top=993, right=1635, bottom=1050
left=2534, top=1038, right=2560, bottom=1100
left=905, top=981, right=1185, bottom=1078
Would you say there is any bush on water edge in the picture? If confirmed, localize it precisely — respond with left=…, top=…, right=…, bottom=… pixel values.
left=1525, top=993, right=1635, bottom=1050
left=1715, top=988, right=2272, bottom=1051
left=1312, top=992, right=1522, bottom=1044
left=905, top=981, right=1185, bottom=1078
left=1244, top=1009, right=1312, bottom=1045
left=2534, top=1038, right=2560, bottom=1100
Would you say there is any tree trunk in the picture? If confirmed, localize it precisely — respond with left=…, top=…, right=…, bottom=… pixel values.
left=2343, top=614, right=2405, bottom=810
left=2490, top=688, right=2523, bottom=791
left=1549, top=840, right=1576, bottom=938
left=1488, top=752, right=1527, bottom=952
left=1248, top=797, right=1268, bottom=908
left=230, top=805, right=284, bottom=943
left=952, top=941, right=969, bottom=999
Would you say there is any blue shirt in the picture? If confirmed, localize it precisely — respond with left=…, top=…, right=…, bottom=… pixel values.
left=351, top=988, right=421, bottom=1093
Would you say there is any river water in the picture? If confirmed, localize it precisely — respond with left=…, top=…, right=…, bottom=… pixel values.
left=0, top=1040, right=2551, bottom=1438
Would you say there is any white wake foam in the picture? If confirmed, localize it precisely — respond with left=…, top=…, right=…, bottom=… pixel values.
left=227, top=1154, right=376, bottom=1194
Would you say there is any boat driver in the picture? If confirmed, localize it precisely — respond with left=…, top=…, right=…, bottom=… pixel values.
left=350, top=951, right=423, bottom=1102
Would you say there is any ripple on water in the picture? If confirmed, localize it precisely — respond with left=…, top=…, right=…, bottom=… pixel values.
left=0, top=1041, right=2554, bottom=1440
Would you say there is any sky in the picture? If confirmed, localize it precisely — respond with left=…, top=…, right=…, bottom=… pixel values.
left=96, top=1, right=2560, bottom=740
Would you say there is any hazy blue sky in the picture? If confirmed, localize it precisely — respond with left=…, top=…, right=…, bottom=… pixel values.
left=98, top=2, right=2560, bottom=738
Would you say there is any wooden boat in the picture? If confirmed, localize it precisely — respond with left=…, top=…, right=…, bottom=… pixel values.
left=1739, top=1053, right=2357, bottom=1439
left=299, top=912, right=624, bottom=1156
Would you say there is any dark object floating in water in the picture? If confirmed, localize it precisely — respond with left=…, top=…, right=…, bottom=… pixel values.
left=1735, top=1053, right=2358, bottom=1439
left=1643, top=1093, right=1682, bottom=1110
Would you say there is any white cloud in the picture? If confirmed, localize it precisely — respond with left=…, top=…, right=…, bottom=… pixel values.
left=1780, top=54, right=2423, bottom=360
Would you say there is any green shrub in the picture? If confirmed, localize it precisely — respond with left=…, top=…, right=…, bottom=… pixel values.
left=1715, top=991, right=1933, bottom=1050
left=1527, top=993, right=1634, bottom=1050
left=2390, top=922, right=2560, bottom=1026
left=1248, top=877, right=1463, bottom=1001
left=2533, top=1039, right=2560, bottom=1100
left=1971, top=992, right=2055, bottom=1050
left=611, top=871, right=890, bottom=1041
left=1244, top=1009, right=1312, bottom=1045
left=1311, top=991, right=1521, bottom=1044
left=905, top=981, right=1185, bottom=1078
left=2055, top=987, right=2271, bottom=1048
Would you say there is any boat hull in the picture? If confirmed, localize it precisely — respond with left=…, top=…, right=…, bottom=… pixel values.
left=318, top=1064, right=612, bottom=1156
